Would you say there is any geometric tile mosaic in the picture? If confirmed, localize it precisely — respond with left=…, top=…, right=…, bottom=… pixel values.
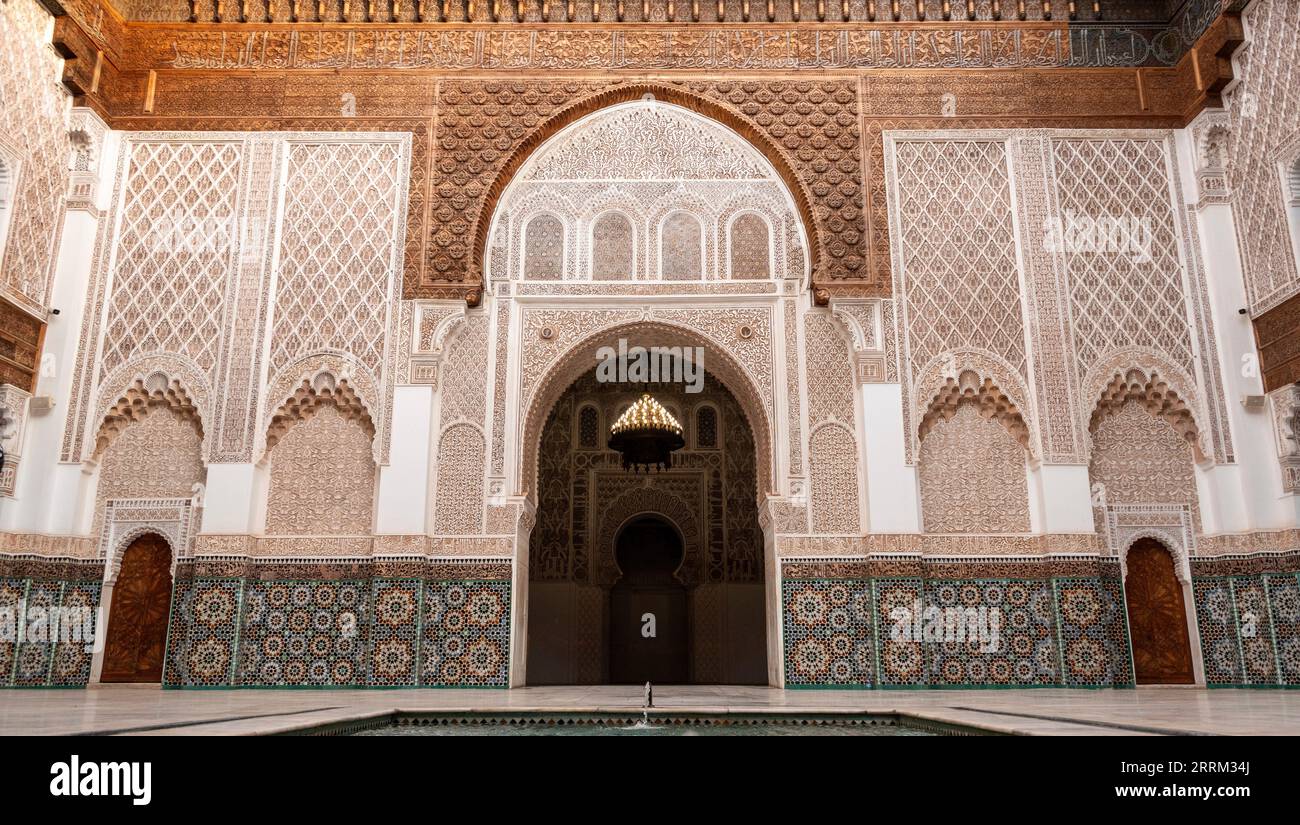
left=783, top=570, right=1135, bottom=689
left=1054, top=577, right=1134, bottom=687
left=1193, top=578, right=1244, bottom=685
left=1192, top=571, right=1300, bottom=688
left=371, top=578, right=420, bottom=687
left=924, top=580, right=1058, bottom=687
left=0, top=574, right=102, bottom=689
left=782, top=579, right=875, bottom=687
left=420, top=580, right=511, bottom=688
left=164, top=577, right=242, bottom=687
left=1267, top=575, right=1300, bottom=686
left=163, top=565, right=511, bottom=689
left=236, top=580, right=371, bottom=687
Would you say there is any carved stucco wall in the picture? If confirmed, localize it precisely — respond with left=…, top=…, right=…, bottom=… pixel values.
left=1086, top=400, right=1196, bottom=548
left=0, top=0, right=71, bottom=316
left=919, top=403, right=1031, bottom=534
left=265, top=403, right=376, bottom=535
left=488, top=100, right=806, bottom=285
left=433, top=423, right=487, bottom=535
left=803, top=312, right=861, bottom=534
left=885, top=129, right=1230, bottom=473
left=1224, top=0, right=1300, bottom=314
left=432, top=309, right=491, bottom=535
left=94, top=405, right=205, bottom=536
left=64, top=132, right=410, bottom=469
left=1089, top=400, right=1201, bottom=530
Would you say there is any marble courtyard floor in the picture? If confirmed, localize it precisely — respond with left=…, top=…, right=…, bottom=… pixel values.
left=2, top=685, right=1299, bottom=735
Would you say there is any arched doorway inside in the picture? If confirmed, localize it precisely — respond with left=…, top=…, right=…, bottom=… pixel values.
left=1124, top=537, right=1195, bottom=685
left=526, top=366, right=768, bottom=685
left=609, top=517, right=688, bottom=684
left=101, top=533, right=173, bottom=682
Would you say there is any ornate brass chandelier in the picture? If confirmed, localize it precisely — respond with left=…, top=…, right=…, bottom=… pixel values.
left=608, top=392, right=685, bottom=472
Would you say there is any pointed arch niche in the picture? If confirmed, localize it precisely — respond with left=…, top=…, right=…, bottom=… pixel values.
left=484, top=99, right=809, bottom=285
left=92, top=371, right=206, bottom=538
left=916, top=370, right=1032, bottom=534
left=262, top=371, right=377, bottom=536
left=1087, top=368, right=1203, bottom=533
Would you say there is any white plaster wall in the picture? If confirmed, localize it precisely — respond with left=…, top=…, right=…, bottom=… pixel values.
left=0, top=126, right=120, bottom=536
left=1176, top=124, right=1300, bottom=532
left=859, top=382, right=920, bottom=532
left=375, top=384, right=433, bottom=534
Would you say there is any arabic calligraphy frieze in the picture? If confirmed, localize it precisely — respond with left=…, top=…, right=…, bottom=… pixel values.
left=148, top=25, right=1189, bottom=72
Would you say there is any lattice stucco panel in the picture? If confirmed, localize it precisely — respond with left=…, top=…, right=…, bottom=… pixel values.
left=0, top=0, right=71, bottom=315
left=269, top=139, right=408, bottom=379
left=1051, top=136, right=1195, bottom=380
left=100, top=140, right=243, bottom=380
left=1225, top=0, right=1300, bottom=313
left=887, top=137, right=1027, bottom=384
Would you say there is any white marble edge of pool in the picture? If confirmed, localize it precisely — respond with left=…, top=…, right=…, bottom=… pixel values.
left=8, top=686, right=1300, bottom=736
left=120, top=704, right=1145, bottom=736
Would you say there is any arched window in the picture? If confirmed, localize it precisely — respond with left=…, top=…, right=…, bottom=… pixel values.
left=660, top=211, right=703, bottom=280
left=591, top=211, right=634, bottom=280
left=524, top=213, right=564, bottom=280
left=577, top=405, right=600, bottom=449
left=729, top=212, right=771, bottom=279
left=695, top=405, right=718, bottom=449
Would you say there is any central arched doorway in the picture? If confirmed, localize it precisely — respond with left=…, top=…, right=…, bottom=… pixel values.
left=525, top=366, right=768, bottom=685
left=101, top=532, right=173, bottom=683
left=609, top=517, right=689, bottom=684
left=1124, top=538, right=1195, bottom=684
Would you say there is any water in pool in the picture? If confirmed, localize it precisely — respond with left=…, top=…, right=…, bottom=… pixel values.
left=354, top=719, right=938, bottom=736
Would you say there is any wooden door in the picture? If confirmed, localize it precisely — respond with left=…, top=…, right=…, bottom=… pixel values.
left=101, top=534, right=173, bottom=683
left=1124, top=538, right=1195, bottom=684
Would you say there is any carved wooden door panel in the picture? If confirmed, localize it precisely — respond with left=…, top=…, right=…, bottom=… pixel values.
left=101, top=534, right=173, bottom=683
left=1124, top=538, right=1195, bottom=684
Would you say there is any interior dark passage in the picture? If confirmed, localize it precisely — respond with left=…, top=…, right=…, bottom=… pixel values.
left=609, top=518, right=689, bottom=684
left=526, top=365, right=767, bottom=685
